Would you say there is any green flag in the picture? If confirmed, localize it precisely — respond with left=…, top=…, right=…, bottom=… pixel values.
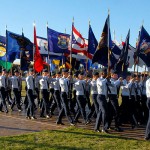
left=0, top=60, right=12, bottom=71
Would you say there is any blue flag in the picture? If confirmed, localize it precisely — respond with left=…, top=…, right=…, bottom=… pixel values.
left=136, top=26, right=150, bottom=67
left=7, top=31, right=33, bottom=70
left=110, top=43, right=122, bottom=69
left=47, top=27, right=70, bottom=53
left=114, top=30, right=130, bottom=75
left=88, top=25, right=98, bottom=58
left=0, top=35, right=6, bottom=61
left=92, top=14, right=112, bottom=66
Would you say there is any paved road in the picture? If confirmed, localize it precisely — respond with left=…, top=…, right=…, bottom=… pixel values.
left=0, top=107, right=146, bottom=140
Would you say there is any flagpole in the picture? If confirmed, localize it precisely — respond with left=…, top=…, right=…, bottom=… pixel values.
left=70, top=17, right=74, bottom=71
left=33, top=21, right=36, bottom=70
left=86, top=19, right=90, bottom=73
left=46, top=22, right=50, bottom=72
left=61, top=28, right=66, bottom=68
left=20, top=27, right=24, bottom=72
left=5, top=25, right=8, bottom=70
left=107, top=9, right=110, bottom=75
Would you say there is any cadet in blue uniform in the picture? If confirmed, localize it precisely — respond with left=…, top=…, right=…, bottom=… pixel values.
left=86, top=72, right=99, bottom=124
left=11, top=69, right=22, bottom=111
left=39, top=69, right=50, bottom=118
left=107, top=71, right=123, bottom=131
left=56, top=69, right=74, bottom=125
left=0, top=69, right=8, bottom=113
left=145, top=74, right=150, bottom=140
left=141, top=74, right=149, bottom=123
left=94, top=69, right=110, bottom=133
left=26, top=68, right=36, bottom=119
left=74, top=72, right=87, bottom=124
left=53, top=71, right=62, bottom=112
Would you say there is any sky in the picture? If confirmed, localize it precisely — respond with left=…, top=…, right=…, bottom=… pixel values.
left=0, top=0, right=150, bottom=48
left=0, top=0, right=150, bottom=46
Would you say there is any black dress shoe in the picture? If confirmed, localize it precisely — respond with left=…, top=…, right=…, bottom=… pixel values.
left=145, top=137, right=150, bottom=140
left=94, top=129, right=101, bottom=133
left=102, top=129, right=109, bottom=133
left=74, top=120, right=82, bottom=123
left=40, top=115, right=46, bottom=118
left=85, top=119, right=92, bottom=125
left=114, top=127, right=123, bottom=132
left=70, top=123, right=75, bottom=126
left=56, top=122, right=65, bottom=125
left=5, top=110, right=8, bottom=113
left=31, top=116, right=37, bottom=120
left=26, top=116, right=31, bottom=119
left=0, top=110, right=4, bottom=112
left=131, top=125, right=136, bottom=129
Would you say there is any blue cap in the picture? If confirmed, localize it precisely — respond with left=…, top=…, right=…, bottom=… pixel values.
left=2, top=69, right=6, bottom=72
left=29, top=68, right=34, bottom=72
left=101, top=68, right=107, bottom=73
left=56, top=71, right=61, bottom=74
left=14, top=69, right=19, bottom=73
left=62, top=68, right=69, bottom=73
left=92, top=72, right=99, bottom=76
left=43, top=69, right=48, bottom=72
left=79, top=71, right=84, bottom=76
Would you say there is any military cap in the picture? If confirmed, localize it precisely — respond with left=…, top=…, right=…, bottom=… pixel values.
left=79, top=72, right=85, bottom=76
left=43, top=69, right=48, bottom=72
left=2, top=69, right=6, bottom=72
left=29, top=68, right=34, bottom=72
left=56, top=70, right=61, bottom=74
left=51, top=71, right=56, bottom=76
left=62, top=68, right=69, bottom=72
left=101, top=68, right=107, bottom=73
left=92, top=72, right=99, bottom=76
left=14, top=69, right=19, bottom=73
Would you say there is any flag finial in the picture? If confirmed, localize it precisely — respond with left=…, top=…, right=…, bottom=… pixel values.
left=5, top=25, right=7, bottom=30
left=65, top=28, right=66, bottom=33
left=108, top=9, right=110, bottom=15
left=89, top=19, right=90, bottom=25
left=121, top=35, right=122, bottom=42
left=33, top=21, right=36, bottom=27
left=46, top=22, right=48, bottom=28
left=142, top=20, right=144, bottom=26
left=72, top=17, right=74, bottom=23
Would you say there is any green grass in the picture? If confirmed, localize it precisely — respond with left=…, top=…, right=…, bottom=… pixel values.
left=0, top=127, right=150, bottom=150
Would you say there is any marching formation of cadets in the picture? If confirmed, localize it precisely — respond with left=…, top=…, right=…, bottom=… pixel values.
left=0, top=67, right=150, bottom=140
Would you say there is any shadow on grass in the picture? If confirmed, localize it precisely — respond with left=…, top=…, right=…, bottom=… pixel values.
left=0, top=125, right=39, bottom=132
left=51, top=129, right=139, bottom=141
left=0, top=138, right=90, bottom=150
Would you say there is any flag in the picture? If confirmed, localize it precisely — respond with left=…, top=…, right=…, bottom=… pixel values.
left=34, top=26, right=43, bottom=72
left=110, top=43, right=122, bottom=69
left=0, top=35, right=6, bottom=61
left=52, top=59, right=60, bottom=66
left=0, top=35, right=6, bottom=44
left=0, top=60, right=12, bottom=71
left=114, top=40, right=145, bottom=69
left=80, top=59, right=92, bottom=70
left=87, top=25, right=98, bottom=59
left=136, top=25, right=150, bottom=68
left=7, top=31, right=33, bottom=63
left=71, top=25, right=88, bottom=58
left=114, top=30, right=130, bottom=75
left=37, top=36, right=63, bottom=58
left=47, top=27, right=70, bottom=53
left=92, top=15, right=112, bottom=66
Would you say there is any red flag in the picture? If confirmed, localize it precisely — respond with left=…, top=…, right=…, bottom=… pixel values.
left=34, top=26, right=43, bottom=72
